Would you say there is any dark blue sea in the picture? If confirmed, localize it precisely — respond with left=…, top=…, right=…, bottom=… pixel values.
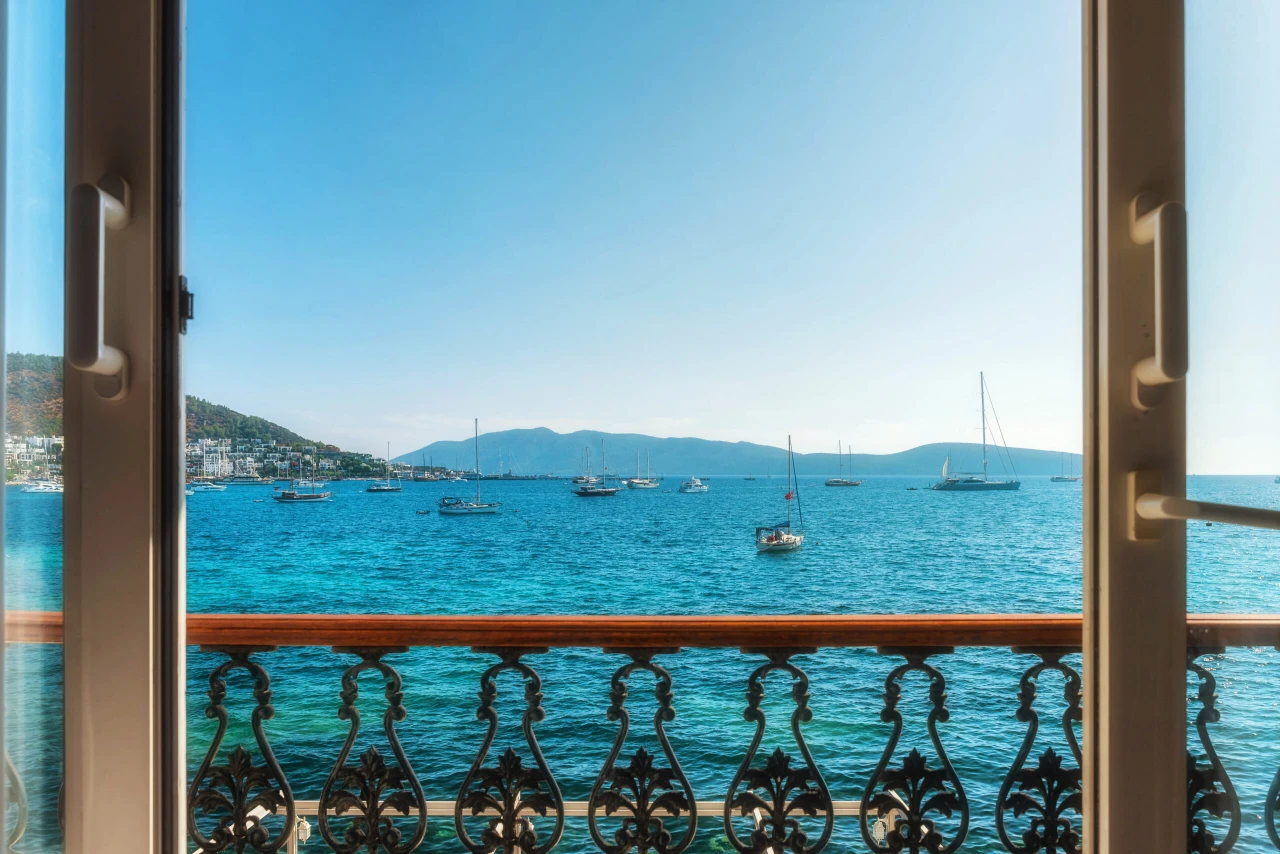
left=7, top=475, right=1280, bottom=851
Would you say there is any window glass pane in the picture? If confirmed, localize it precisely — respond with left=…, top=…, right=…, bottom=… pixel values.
left=4, top=1, right=67, bottom=850
left=1186, top=3, right=1280, bottom=849
left=186, top=4, right=1081, bottom=851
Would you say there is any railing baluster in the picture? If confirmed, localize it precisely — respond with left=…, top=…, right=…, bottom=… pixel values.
left=1187, top=647, right=1239, bottom=854
left=995, top=648, right=1082, bottom=854
left=588, top=648, right=696, bottom=854
left=723, top=648, right=833, bottom=854
left=318, top=646, right=428, bottom=854
left=456, top=647, right=564, bottom=854
left=4, top=749, right=29, bottom=848
left=188, top=647, right=296, bottom=853
left=861, top=647, right=967, bottom=854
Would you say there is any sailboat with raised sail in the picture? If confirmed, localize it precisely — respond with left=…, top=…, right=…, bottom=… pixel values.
left=756, top=435, right=805, bottom=552
left=628, top=450, right=658, bottom=489
left=932, top=372, right=1021, bottom=491
left=439, top=420, right=503, bottom=514
left=367, top=442, right=403, bottom=492
left=825, top=440, right=862, bottom=487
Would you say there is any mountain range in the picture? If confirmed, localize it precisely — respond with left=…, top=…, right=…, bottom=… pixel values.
left=396, top=427, right=1081, bottom=478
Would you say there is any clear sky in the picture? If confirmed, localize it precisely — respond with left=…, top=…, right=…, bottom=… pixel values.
left=6, top=1, right=1278, bottom=472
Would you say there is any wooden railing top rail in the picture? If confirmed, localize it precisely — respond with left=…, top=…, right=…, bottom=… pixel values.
left=7, top=611, right=1280, bottom=649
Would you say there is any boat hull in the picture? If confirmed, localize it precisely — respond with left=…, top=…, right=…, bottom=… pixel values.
left=573, top=487, right=621, bottom=497
left=627, top=480, right=659, bottom=489
left=1048, top=476, right=1081, bottom=483
left=272, top=491, right=331, bottom=502
left=824, top=479, right=862, bottom=487
left=931, top=480, right=1021, bottom=491
left=757, top=534, right=804, bottom=552
left=438, top=504, right=501, bottom=515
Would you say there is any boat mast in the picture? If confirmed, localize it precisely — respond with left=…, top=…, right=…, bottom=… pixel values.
left=838, top=440, right=842, bottom=477
left=981, top=371, right=988, bottom=482
left=474, top=419, right=481, bottom=503
left=787, top=437, right=792, bottom=527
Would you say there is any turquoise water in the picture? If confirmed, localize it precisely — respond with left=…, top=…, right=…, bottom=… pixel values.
left=8, top=476, right=1280, bottom=851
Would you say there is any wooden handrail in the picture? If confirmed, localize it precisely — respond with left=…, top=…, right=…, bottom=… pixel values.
left=6, top=610, right=1280, bottom=649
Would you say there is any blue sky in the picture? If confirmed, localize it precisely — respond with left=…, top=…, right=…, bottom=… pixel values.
left=6, top=1, right=1278, bottom=472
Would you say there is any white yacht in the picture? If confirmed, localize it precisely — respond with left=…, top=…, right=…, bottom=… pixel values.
left=679, top=477, right=709, bottom=494
left=931, top=372, right=1021, bottom=492
left=824, top=440, right=862, bottom=487
left=188, top=481, right=227, bottom=492
left=439, top=420, right=503, bottom=515
left=627, top=450, right=659, bottom=489
left=21, top=480, right=64, bottom=494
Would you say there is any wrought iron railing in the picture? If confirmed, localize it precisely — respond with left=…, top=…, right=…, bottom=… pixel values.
left=5, top=611, right=1279, bottom=853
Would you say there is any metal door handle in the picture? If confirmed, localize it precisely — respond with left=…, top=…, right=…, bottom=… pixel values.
left=1137, top=493, right=1280, bottom=530
left=67, top=175, right=131, bottom=400
left=1129, top=193, right=1187, bottom=410
left=1129, top=471, right=1280, bottom=538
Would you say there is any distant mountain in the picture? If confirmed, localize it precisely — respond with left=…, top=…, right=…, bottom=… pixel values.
left=396, top=427, right=1081, bottom=478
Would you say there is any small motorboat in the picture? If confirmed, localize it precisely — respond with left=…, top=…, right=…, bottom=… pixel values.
left=415, top=509, right=432, bottom=515
left=678, top=477, right=709, bottom=494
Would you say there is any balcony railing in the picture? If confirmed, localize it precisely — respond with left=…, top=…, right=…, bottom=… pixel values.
left=6, top=611, right=1280, bottom=853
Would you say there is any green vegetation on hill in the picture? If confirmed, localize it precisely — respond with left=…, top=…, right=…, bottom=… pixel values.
left=185, top=396, right=333, bottom=448
left=5, top=354, right=339, bottom=450
left=5, top=353, right=64, bottom=436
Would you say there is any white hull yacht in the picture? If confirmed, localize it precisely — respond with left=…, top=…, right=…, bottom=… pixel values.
left=932, top=372, right=1021, bottom=492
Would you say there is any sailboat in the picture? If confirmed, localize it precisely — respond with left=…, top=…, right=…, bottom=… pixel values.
left=438, top=420, right=503, bottom=514
left=825, top=440, right=862, bottom=487
left=1049, top=451, right=1081, bottom=483
left=367, top=442, right=403, bottom=492
left=628, top=450, right=658, bottom=489
left=574, top=440, right=622, bottom=496
left=273, top=455, right=331, bottom=502
left=931, top=372, right=1021, bottom=491
left=756, top=436, right=805, bottom=552
left=413, top=453, right=437, bottom=482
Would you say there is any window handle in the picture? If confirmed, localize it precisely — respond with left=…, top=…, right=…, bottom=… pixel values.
left=1129, top=472, right=1280, bottom=539
left=1129, top=193, right=1187, bottom=410
left=66, top=175, right=131, bottom=400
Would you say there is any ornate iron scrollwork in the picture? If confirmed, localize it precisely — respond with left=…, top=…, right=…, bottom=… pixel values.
left=724, top=649, right=833, bottom=854
left=319, top=648, right=428, bottom=854
left=1187, top=648, right=1238, bottom=854
left=588, top=650, right=696, bottom=854
left=456, top=648, right=564, bottom=854
left=995, top=649, right=1082, bottom=854
left=188, top=648, right=296, bottom=854
left=861, top=648, right=968, bottom=854
left=4, top=750, right=28, bottom=848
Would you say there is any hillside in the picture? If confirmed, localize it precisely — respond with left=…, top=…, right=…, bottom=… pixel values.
left=5, top=353, right=63, bottom=436
left=185, top=396, right=331, bottom=447
left=396, top=427, right=1081, bottom=478
left=5, top=354, right=333, bottom=448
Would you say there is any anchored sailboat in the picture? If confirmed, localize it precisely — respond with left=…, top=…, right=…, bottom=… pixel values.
left=756, top=436, right=804, bottom=552
left=438, top=420, right=503, bottom=514
left=931, top=372, right=1021, bottom=492
left=825, top=440, right=862, bottom=487
left=628, top=449, right=658, bottom=489
left=574, top=440, right=622, bottom=496
left=1049, top=451, right=1081, bottom=483
left=367, top=442, right=403, bottom=492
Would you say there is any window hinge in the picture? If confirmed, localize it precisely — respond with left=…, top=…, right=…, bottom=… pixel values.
left=179, top=276, right=194, bottom=334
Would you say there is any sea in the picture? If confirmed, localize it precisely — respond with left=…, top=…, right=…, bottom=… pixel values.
left=6, top=475, right=1280, bottom=852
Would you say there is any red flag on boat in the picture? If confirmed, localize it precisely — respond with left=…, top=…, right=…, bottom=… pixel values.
left=785, top=491, right=794, bottom=500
